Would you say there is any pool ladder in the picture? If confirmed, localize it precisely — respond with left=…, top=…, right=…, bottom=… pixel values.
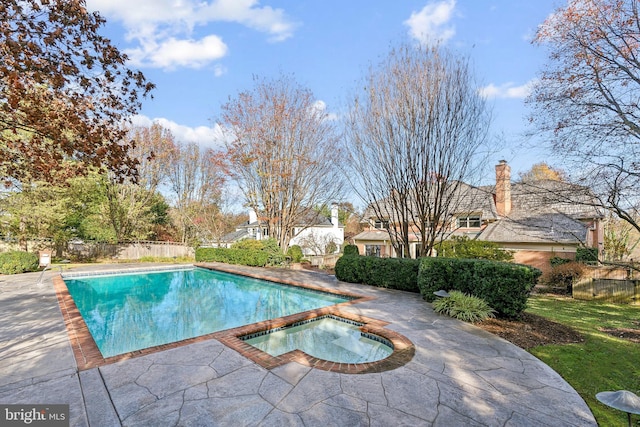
left=36, top=264, right=52, bottom=286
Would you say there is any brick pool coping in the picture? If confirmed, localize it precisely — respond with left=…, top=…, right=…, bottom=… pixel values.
left=52, top=264, right=415, bottom=373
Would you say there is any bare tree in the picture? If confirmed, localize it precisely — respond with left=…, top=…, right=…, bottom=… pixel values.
left=126, top=123, right=176, bottom=193
left=603, top=212, right=640, bottom=261
left=101, top=123, right=177, bottom=242
left=220, top=74, right=343, bottom=250
left=344, top=43, right=491, bottom=257
left=166, top=142, right=226, bottom=245
left=529, top=0, right=640, bottom=235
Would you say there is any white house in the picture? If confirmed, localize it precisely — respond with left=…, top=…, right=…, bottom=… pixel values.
left=219, top=204, right=344, bottom=256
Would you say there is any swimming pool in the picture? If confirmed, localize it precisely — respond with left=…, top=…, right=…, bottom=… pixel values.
left=63, top=267, right=351, bottom=358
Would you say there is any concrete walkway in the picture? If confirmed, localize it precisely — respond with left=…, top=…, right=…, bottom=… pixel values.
left=0, top=264, right=596, bottom=426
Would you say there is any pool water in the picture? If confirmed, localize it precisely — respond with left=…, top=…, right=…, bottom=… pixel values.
left=243, top=316, right=393, bottom=363
left=63, top=268, right=349, bottom=358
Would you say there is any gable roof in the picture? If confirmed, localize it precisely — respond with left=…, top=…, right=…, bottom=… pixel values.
left=220, top=229, right=252, bottom=243
left=361, top=181, right=500, bottom=223
left=358, top=177, right=604, bottom=246
left=510, top=180, right=603, bottom=219
left=478, top=180, right=604, bottom=244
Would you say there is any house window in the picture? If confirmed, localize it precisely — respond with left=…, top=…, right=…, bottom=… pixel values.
left=457, top=215, right=481, bottom=229
left=374, top=219, right=389, bottom=230
left=262, top=228, right=269, bottom=236
left=365, top=245, right=381, bottom=257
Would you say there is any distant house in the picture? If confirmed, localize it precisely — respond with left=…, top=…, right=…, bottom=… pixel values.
left=219, top=205, right=344, bottom=256
left=353, top=161, right=604, bottom=272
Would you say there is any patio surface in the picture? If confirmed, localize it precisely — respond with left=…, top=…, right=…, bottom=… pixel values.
left=0, top=263, right=596, bottom=426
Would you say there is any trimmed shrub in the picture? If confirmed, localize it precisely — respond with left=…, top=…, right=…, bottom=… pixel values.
left=231, top=239, right=263, bottom=251
left=435, top=236, right=513, bottom=261
left=334, top=255, right=420, bottom=292
left=418, top=257, right=541, bottom=318
left=286, top=245, right=304, bottom=263
left=195, top=247, right=269, bottom=266
left=541, top=261, right=585, bottom=293
left=334, top=255, right=363, bottom=283
left=343, top=244, right=359, bottom=256
left=576, top=247, right=598, bottom=264
left=195, top=238, right=286, bottom=267
left=0, top=251, right=39, bottom=274
left=432, top=291, right=496, bottom=323
left=257, top=238, right=286, bottom=266
left=550, top=256, right=571, bottom=267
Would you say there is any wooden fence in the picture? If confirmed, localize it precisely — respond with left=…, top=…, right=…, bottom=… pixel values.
left=67, top=241, right=194, bottom=260
left=0, top=240, right=194, bottom=261
left=573, top=278, right=640, bottom=304
left=307, top=254, right=341, bottom=268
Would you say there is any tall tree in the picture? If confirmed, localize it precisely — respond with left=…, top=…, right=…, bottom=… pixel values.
left=220, top=74, right=343, bottom=250
left=529, top=0, right=640, bottom=234
left=100, top=124, right=176, bottom=242
left=0, top=0, right=154, bottom=185
left=344, top=43, right=491, bottom=257
left=166, top=142, right=226, bottom=245
left=102, top=177, right=162, bottom=242
left=126, top=123, right=176, bottom=193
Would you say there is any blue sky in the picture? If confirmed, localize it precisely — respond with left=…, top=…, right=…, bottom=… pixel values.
left=85, top=0, right=562, bottom=184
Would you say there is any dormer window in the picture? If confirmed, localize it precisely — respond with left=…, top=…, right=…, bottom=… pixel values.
left=374, top=219, right=389, bottom=229
left=457, top=215, right=481, bottom=229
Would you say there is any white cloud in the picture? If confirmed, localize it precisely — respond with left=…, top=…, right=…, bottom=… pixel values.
left=131, top=115, right=227, bottom=149
left=213, top=64, right=228, bottom=77
left=478, top=79, right=537, bottom=99
left=86, top=0, right=297, bottom=69
left=143, top=35, right=228, bottom=69
left=404, top=0, right=456, bottom=46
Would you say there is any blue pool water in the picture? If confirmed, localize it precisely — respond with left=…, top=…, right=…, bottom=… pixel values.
left=243, top=316, right=393, bottom=363
left=63, top=267, right=349, bottom=358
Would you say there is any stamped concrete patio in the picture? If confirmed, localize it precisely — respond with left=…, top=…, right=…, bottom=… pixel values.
left=0, top=263, right=596, bottom=426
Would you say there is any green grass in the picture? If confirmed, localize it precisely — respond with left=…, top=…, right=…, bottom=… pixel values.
left=526, top=295, right=640, bottom=426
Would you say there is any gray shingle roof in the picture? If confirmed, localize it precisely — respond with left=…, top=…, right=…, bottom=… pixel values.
left=358, top=178, right=604, bottom=246
left=479, top=213, right=589, bottom=244
left=478, top=180, right=604, bottom=244
left=361, top=181, right=499, bottom=222
left=220, top=229, right=252, bottom=243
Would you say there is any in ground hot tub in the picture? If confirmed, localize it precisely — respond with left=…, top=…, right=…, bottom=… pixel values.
left=242, top=315, right=393, bottom=363
left=229, top=312, right=415, bottom=373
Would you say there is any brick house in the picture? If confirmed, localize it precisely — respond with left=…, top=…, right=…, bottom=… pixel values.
left=353, top=161, right=604, bottom=272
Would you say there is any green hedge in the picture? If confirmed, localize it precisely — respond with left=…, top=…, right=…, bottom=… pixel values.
left=196, top=238, right=287, bottom=267
left=550, top=256, right=571, bottom=267
left=576, top=247, right=598, bottom=263
left=195, top=247, right=270, bottom=267
left=435, top=236, right=513, bottom=261
left=418, top=258, right=541, bottom=318
left=286, top=245, right=304, bottom=263
left=0, top=251, right=39, bottom=274
left=343, top=244, right=360, bottom=256
left=335, top=255, right=420, bottom=292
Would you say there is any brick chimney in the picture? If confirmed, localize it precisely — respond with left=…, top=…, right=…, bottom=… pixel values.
left=495, top=160, right=511, bottom=216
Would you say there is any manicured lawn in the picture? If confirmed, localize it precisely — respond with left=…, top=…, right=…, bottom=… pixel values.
left=526, top=295, right=640, bottom=426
